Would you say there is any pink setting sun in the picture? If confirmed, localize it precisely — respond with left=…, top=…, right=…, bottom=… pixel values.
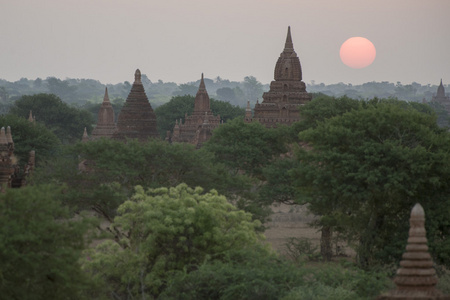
left=340, top=37, right=376, bottom=69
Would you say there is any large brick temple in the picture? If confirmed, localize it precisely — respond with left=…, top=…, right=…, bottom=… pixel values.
left=113, top=69, right=159, bottom=142
left=91, top=87, right=116, bottom=140
left=246, top=26, right=312, bottom=127
left=170, top=73, right=221, bottom=148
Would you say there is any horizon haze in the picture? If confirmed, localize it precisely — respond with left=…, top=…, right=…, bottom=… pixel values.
left=1, top=0, right=449, bottom=86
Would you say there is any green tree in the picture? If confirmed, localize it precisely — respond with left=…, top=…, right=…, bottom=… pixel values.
left=293, top=101, right=450, bottom=267
left=9, top=93, right=94, bottom=143
left=84, top=184, right=264, bottom=298
left=0, top=114, right=60, bottom=166
left=203, top=118, right=288, bottom=178
left=33, top=139, right=254, bottom=221
left=47, top=77, right=78, bottom=103
left=0, top=185, right=95, bottom=299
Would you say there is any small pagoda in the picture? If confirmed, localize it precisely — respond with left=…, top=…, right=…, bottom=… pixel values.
left=113, top=69, right=159, bottom=142
left=91, top=87, right=116, bottom=139
left=431, top=79, right=450, bottom=112
left=171, top=74, right=221, bottom=148
left=378, top=203, right=450, bottom=300
left=246, top=26, right=312, bottom=127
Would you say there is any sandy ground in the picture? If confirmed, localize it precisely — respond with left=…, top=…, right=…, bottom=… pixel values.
left=263, top=203, right=320, bottom=256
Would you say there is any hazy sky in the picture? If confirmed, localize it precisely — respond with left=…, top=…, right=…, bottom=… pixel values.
left=1, top=0, right=449, bottom=85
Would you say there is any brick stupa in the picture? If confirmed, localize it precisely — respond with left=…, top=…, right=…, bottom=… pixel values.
left=247, top=26, right=312, bottom=127
left=171, top=73, right=221, bottom=148
left=113, top=69, right=159, bottom=142
left=378, top=203, right=450, bottom=300
left=91, top=87, right=116, bottom=139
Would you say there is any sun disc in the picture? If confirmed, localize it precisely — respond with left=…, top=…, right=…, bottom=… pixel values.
left=340, top=37, right=376, bottom=69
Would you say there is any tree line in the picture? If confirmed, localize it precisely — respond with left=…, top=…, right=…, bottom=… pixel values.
left=0, top=93, right=449, bottom=299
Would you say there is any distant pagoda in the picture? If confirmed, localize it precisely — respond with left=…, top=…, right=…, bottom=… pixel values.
left=113, top=69, right=159, bottom=142
left=171, top=73, right=221, bottom=148
left=91, top=87, right=116, bottom=139
left=246, top=26, right=312, bottom=127
left=431, top=79, right=450, bottom=112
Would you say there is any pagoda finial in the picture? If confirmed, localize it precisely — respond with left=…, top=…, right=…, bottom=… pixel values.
left=0, top=127, right=7, bottom=145
left=440, top=78, right=443, bottom=86
left=285, top=26, right=293, bottom=50
left=103, top=87, right=110, bottom=103
left=82, top=127, right=89, bottom=143
left=199, top=73, right=206, bottom=90
left=134, top=69, right=142, bottom=84
left=6, top=126, right=13, bottom=145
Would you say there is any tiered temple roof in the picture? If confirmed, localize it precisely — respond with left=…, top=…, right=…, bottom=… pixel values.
left=247, top=26, right=312, bottom=127
left=171, top=74, right=221, bottom=148
left=91, top=87, right=116, bottom=139
left=113, top=69, right=159, bottom=142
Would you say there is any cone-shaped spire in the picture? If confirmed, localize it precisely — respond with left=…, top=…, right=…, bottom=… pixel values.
left=0, top=127, right=7, bottom=145
left=28, top=110, right=34, bottom=123
left=199, top=73, right=206, bottom=91
left=134, top=69, right=142, bottom=85
left=194, top=73, right=211, bottom=113
left=437, top=79, right=446, bottom=98
left=103, top=87, right=110, bottom=103
left=81, top=127, right=89, bottom=142
left=285, top=26, right=293, bottom=49
left=274, top=26, right=302, bottom=81
left=379, top=203, right=448, bottom=299
left=113, top=69, right=159, bottom=141
left=6, top=126, right=13, bottom=145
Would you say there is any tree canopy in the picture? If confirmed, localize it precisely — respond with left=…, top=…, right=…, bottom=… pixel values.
left=9, top=93, right=94, bottom=143
left=0, top=185, right=94, bottom=299
left=293, top=100, right=450, bottom=267
left=0, top=114, right=60, bottom=166
left=84, top=184, right=264, bottom=298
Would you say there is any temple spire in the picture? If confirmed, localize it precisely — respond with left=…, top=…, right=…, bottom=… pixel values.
left=284, top=26, right=293, bottom=50
left=103, top=87, right=110, bottom=103
left=82, top=127, right=89, bottom=143
left=0, top=127, right=7, bottom=145
left=134, top=69, right=142, bottom=85
left=6, top=126, right=13, bottom=145
left=28, top=110, right=34, bottom=123
left=199, top=73, right=206, bottom=90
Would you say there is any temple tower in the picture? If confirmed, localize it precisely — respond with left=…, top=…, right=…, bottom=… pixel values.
left=378, top=203, right=450, bottom=299
left=247, top=26, right=312, bottom=127
left=431, top=79, right=450, bottom=112
left=113, top=69, right=159, bottom=142
left=171, top=74, right=221, bottom=148
left=91, top=87, right=117, bottom=139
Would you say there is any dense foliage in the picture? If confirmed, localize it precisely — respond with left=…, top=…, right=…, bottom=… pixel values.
left=0, top=185, right=95, bottom=299
left=293, top=99, right=450, bottom=267
left=32, top=138, right=255, bottom=221
left=0, top=114, right=60, bottom=166
left=84, top=184, right=265, bottom=298
left=9, top=93, right=94, bottom=143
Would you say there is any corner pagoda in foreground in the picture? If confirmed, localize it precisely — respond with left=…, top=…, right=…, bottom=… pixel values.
left=378, top=204, right=450, bottom=299
left=170, top=74, right=221, bottom=148
left=246, top=26, right=312, bottom=127
left=113, top=69, right=159, bottom=142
